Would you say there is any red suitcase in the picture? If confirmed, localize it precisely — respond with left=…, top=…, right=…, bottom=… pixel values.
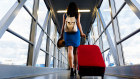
left=77, top=45, right=106, bottom=79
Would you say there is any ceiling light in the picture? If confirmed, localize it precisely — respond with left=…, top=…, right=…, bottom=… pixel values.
left=57, top=10, right=67, bottom=13
left=78, top=10, right=90, bottom=12
left=57, top=9, right=91, bottom=13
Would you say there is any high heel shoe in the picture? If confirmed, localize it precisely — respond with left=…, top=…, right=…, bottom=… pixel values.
left=70, top=68, right=74, bottom=76
left=74, top=70, right=77, bottom=76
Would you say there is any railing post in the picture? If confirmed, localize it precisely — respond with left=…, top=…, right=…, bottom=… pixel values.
left=53, top=26, right=57, bottom=68
left=27, top=0, right=39, bottom=66
left=97, top=13, right=104, bottom=56
left=45, top=16, right=51, bottom=67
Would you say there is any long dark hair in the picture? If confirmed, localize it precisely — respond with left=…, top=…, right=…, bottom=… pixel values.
left=67, top=2, right=78, bottom=19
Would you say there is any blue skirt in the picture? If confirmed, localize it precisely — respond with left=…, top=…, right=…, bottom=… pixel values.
left=64, top=28, right=80, bottom=47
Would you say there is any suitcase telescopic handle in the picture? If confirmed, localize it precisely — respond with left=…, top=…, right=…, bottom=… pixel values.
left=84, top=36, right=86, bottom=41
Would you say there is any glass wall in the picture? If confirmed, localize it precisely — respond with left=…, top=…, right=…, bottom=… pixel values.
left=90, top=0, right=140, bottom=66
left=117, top=4, right=140, bottom=39
left=38, top=0, right=48, bottom=26
left=0, top=0, right=17, bottom=20
left=9, top=7, right=31, bottom=40
left=24, top=0, right=34, bottom=13
left=93, top=18, right=98, bottom=41
left=102, top=33, right=109, bottom=50
left=0, top=0, right=68, bottom=68
left=100, top=0, right=111, bottom=25
left=122, top=33, right=140, bottom=65
left=136, top=0, right=140, bottom=4
left=114, top=1, right=140, bottom=65
left=104, top=50, right=116, bottom=67
left=0, top=32, right=28, bottom=65
left=36, top=50, right=45, bottom=67
left=0, top=1, right=32, bottom=65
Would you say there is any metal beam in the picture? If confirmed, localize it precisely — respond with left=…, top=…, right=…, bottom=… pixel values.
left=53, top=26, right=57, bottom=68
left=97, top=13, right=104, bottom=53
left=109, top=0, right=125, bottom=66
left=0, top=0, right=27, bottom=38
left=45, top=17, right=51, bottom=67
left=97, top=8, right=120, bottom=66
left=117, top=28, right=140, bottom=45
left=7, top=28, right=33, bottom=46
left=91, top=26, right=96, bottom=43
left=32, top=11, right=50, bottom=66
left=125, top=0, right=140, bottom=19
left=96, top=13, right=104, bottom=60
left=27, top=0, right=39, bottom=66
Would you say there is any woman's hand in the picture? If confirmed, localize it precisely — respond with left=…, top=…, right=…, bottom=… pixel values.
left=60, top=34, right=63, bottom=39
left=81, top=33, right=86, bottom=38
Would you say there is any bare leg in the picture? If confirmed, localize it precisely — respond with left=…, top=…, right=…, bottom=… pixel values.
left=73, top=47, right=78, bottom=70
left=68, top=46, right=74, bottom=68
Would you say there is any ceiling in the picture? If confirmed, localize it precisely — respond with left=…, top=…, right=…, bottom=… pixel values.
left=44, top=0, right=102, bottom=44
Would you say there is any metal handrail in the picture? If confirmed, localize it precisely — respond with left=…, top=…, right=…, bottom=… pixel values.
left=7, top=28, right=34, bottom=46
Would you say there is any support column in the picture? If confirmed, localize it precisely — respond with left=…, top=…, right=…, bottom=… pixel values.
left=108, top=0, right=125, bottom=65
left=97, top=13, right=104, bottom=53
left=58, top=50, right=60, bottom=68
left=91, top=26, right=96, bottom=43
left=53, top=26, right=57, bottom=68
left=45, top=17, right=51, bottom=67
left=27, top=0, right=39, bottom=66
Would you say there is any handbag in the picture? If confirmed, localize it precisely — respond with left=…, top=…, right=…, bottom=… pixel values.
left=57, top=37, right=65, bottom=48
left=64, top=15, right=77, bottom=32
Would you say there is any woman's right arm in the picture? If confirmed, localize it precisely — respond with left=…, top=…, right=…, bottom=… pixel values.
left=60, top=14, right=65, bottom=38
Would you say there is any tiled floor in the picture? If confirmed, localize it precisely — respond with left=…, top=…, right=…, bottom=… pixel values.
left=19, top=71, right=133, bottom=79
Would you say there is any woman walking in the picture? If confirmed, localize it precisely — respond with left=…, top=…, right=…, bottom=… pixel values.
left=60, top=2, right=86, bottom=76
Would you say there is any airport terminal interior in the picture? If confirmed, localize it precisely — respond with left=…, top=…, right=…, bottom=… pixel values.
left=0, top=0, right=140, bottom=79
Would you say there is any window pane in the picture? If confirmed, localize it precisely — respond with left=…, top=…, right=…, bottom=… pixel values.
left=88, top=29, right=94, bottom=45
left=41, top=34, right=47, bottom=51
left=0, top=0, right=17, bottom=20
left=9, top=7, right=31, bottom=40
left=122, top=33, right=140, bottom=65
left=136, top=0, right=140, bottom=4
left=107, top=24, right=115, bottom=46
left=114, top=0, right=125, bottom=12
left=50, top=19, right=55, bottom=40
left=100, top=0, right=111, bottom=24
left=36, top=25, right=42, bottom=45
left=104, top=50, right=116, bottom=67
left=49, top=19, right=55, bottom=56
left=0, top=32, right=28, bottom=65
left=93, top=20, right=98, bottom=40
left=49, top=42, right=54, bottom=56
left=24, top=0, right=33, bottom=13
left=49, top=57, right=53, bottom=68
left=38, top=0, right=48, bottom=26
left=118, top=4, right=140, bottom=39
left=96, top=40, right=99, bottom=46
left=102, top=33, right=109, bottom=50
left=36, top=50, right=45, bottom=67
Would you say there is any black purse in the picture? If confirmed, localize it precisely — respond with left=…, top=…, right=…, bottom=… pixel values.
left=57, top=37, right=65, bottom=48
